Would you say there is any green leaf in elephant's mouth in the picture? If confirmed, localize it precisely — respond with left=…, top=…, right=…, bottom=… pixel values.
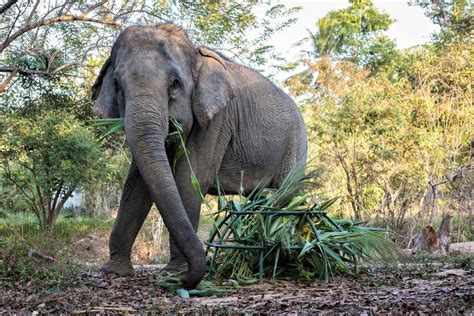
left=169, top=117, right=205, bottom=201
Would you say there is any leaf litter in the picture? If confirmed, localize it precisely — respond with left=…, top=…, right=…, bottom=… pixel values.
left=0, top=255, right=472, bottom=314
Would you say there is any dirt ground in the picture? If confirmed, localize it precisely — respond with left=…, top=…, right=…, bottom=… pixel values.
left=1, top=253, right=473, bottom=314
left=1, top=233, right=473, bottom=313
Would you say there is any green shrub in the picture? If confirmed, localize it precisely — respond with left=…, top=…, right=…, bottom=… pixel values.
left=0, top=110, right=107, bottom=228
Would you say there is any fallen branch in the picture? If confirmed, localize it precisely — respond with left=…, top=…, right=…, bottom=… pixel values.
left=28, top=249, right=57, bottom=263
left=72, top=306, right=137, bottom=313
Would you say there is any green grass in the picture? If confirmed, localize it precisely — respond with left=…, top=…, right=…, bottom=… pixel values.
left=0, top=213, right=113, bottom=247
left=0, top=213, right=113, bottom=284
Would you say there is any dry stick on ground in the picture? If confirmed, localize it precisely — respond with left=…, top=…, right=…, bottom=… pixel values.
left=73, top=307, right=137, bottom=313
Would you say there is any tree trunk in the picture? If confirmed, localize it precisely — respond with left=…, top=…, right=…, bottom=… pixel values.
left=338, top=154, right=361, bottom=220
left=428, top=184, right=439, bottom=226
left=437, top=214, right=452, bottom=254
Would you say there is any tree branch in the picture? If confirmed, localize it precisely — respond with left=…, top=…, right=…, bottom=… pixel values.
left=50, top=181, right=64, bottom=216
left=82, top=0, right=108, bottom=16
left=25, top=0, right=41, bottom=25
left=113, top=9, right=166, bottom=22
left=35, top=183, right=47, bottom=226
left=0, top=63, right=94, bottom=76
left=0, top=0, right=18, bottom=14
left=2, top=164, right=41, bottom=219
left=52, top=187, right=74, bottom=224
left=0, top=15, right=121, bottom=53
left=0, top=68, right=18, bottom=93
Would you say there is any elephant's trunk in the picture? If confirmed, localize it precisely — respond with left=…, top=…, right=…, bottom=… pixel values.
left=124, top=94, right=206, bottom=289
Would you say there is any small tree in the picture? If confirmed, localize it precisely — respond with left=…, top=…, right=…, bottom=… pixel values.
left=0, top=110, right=106, bottom=227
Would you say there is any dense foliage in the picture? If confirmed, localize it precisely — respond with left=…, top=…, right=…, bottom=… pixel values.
left=0, top=110, right=106, bottom=227
left=285, top=0, right=473, bottom=242
left=0, top=0, right=299, bottom=94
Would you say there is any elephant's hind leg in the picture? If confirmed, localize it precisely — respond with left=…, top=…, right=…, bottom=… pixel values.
left=101, top=160, right=153, bottom=277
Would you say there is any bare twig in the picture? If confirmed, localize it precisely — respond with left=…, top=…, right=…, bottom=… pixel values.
left=25, top=0, right=41, bottom=25
left=82, top=0, right=108, bottom=16
left=73, top=307, right=137, bottom=313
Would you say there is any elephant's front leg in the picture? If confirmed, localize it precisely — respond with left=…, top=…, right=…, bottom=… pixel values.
left=163, top=155, right=206, bottom=274
left=164, top=118, right=230, bottom=275
left=101, top=161, right=153, bottom=276
left=164, top=183, right=202, bottom=275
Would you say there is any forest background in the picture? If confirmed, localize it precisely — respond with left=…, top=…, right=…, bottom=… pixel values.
left=0, top=0, right=472, bottom=248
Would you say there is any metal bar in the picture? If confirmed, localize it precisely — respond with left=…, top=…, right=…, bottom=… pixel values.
left=206, top=212, right=232, bottom=255
left=207, top=211, right=239, bottom=279
left=205, top=241, right=304, bottom=251
left=205, top=204, right=354, bottom=282
left=216, top=213, right=246, bottom=245
left=208, top=247, right=218, bottom=279
left=227, top=210, right=327, bottom=215
left=205, top=242, right=267, bottom=250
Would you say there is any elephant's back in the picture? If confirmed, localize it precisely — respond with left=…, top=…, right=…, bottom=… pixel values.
left=216, top=62, right=308, bottom=193
left=226, top=62, right=305, bottom=140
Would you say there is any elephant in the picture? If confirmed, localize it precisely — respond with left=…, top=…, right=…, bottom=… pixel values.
left=91, top=23, right=307, bottom=289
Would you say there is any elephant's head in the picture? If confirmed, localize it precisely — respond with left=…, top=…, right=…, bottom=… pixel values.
left=91, top=23, right=234, bottom=289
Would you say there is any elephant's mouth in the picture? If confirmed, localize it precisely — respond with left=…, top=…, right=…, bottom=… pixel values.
left=165, top=119, right=182, bottom=170
left=165, top=119, right=180, bottom=144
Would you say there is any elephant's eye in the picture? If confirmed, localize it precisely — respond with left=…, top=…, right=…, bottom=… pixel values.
left=171, top=78, right=181, bottom=89
left=169, top=78, right=181, bottom=98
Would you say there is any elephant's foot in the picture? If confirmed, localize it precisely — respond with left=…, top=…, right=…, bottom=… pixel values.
left=100, top=259, right=135, bottom=277
left=159, top=260, right=187, bottom=277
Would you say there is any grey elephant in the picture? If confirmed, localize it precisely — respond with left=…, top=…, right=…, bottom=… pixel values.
left=92, top=23, right=307, bottom=289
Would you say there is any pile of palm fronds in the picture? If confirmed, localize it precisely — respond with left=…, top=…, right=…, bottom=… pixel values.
left=207, top=167, right=401, bottom=283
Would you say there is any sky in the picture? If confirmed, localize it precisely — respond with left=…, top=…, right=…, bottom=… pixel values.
left=264, top=0, right=439, bottom=80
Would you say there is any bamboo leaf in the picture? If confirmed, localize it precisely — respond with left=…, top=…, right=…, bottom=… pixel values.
left=191, top=172, right=204, bottom=201
left=299, top=241, right=314, bottom=257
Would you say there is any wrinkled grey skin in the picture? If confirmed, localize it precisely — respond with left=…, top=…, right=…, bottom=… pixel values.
left=92, top=23, right=307, bottom=289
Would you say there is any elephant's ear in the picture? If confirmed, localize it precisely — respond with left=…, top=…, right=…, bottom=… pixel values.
left=193, top=47, right=234, bottom=127
left=91, top=56, right=119, bottom=118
